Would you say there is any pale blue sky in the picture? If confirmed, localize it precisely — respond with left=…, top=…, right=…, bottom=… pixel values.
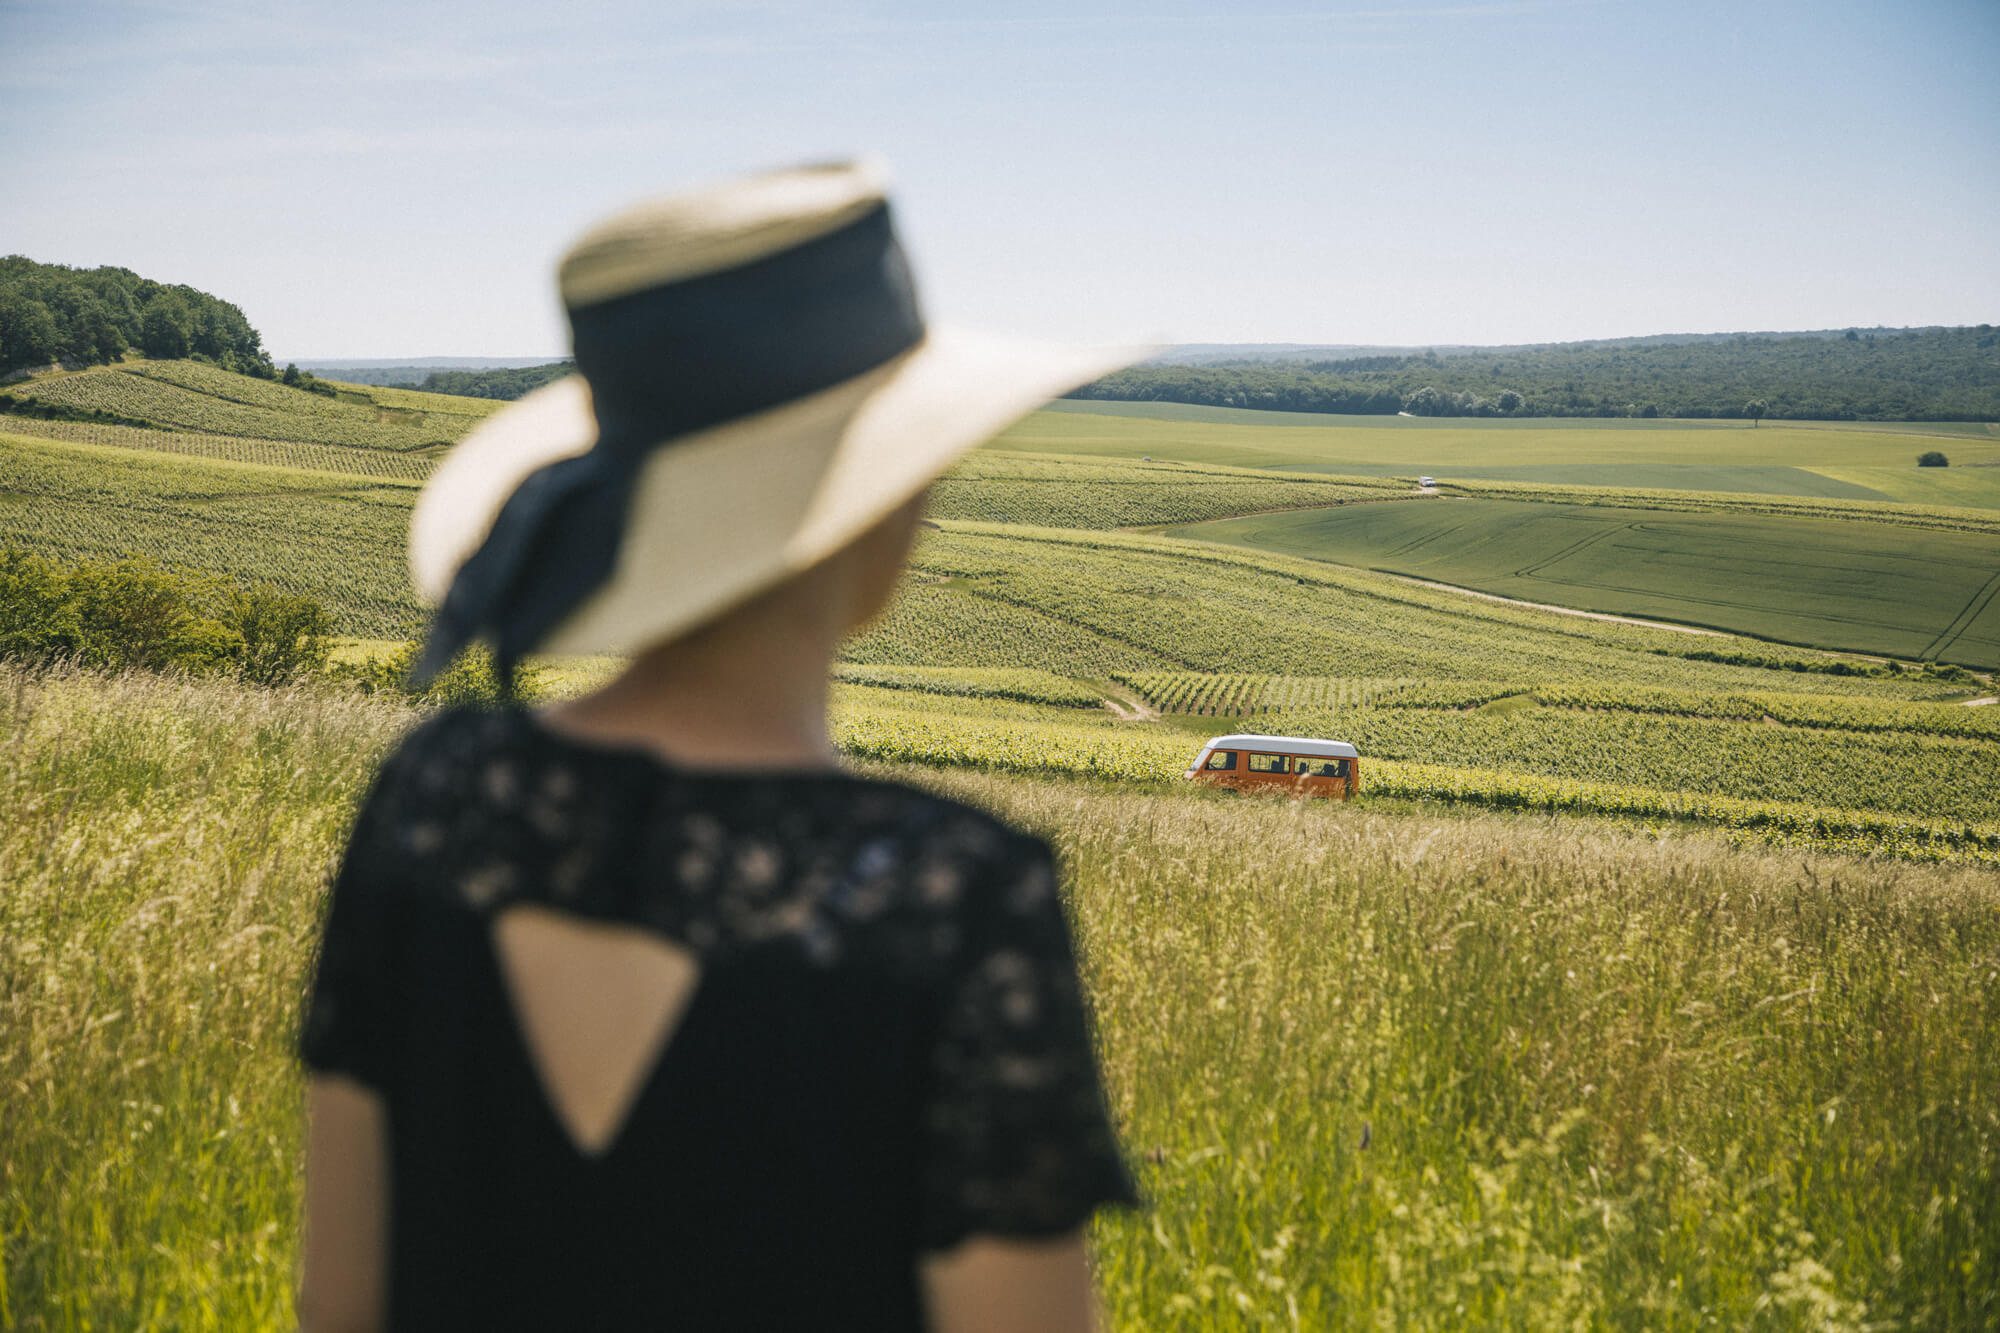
left=4, top=0, right=1995, bottom=357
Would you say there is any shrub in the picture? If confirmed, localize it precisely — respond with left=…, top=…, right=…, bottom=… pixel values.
left=232, top=585, right=335, bottom=685
left=0, top=549, right=80, bottom=661
left=1918, top=450, right=1949, bottom=467
left=326, top=638, right=544, bottom=707
left=0, top=547, right=333, bottom=682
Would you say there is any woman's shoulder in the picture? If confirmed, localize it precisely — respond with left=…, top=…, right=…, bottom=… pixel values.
left=349, top=706, right=1052, bottom=918
left=376, top=704, right=1033, bottom=828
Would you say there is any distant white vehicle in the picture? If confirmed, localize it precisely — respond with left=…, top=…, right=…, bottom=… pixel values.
left=1417, top=475, right=1436, bottom=488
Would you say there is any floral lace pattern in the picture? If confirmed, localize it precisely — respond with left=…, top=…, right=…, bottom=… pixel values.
left=302, top=706, right=1135, bottom=1250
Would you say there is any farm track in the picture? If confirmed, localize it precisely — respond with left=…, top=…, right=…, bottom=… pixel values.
left=1919, top=566, right=2000, bottom=662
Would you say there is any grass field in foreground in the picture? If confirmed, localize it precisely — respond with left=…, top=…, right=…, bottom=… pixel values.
left=1170, top=498, right=2000, bottom=665
left=4, top=667, right=1993, bottom=1330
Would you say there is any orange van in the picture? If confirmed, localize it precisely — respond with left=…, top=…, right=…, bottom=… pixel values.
left=1184, top=733, right=1360, bottom=800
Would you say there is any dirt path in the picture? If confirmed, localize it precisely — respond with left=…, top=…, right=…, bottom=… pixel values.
left=1101, top=683, right=1160, bottom=722
left=1387, top=575, right=1730, bottom=636
left=1960, top=697, right=1999, bottom=707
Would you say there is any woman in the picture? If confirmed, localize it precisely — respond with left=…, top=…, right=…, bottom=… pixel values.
left=297, top=161, right=1140, bottom=1331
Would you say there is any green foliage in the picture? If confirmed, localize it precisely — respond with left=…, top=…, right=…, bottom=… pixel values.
left=326, top=638, right=545, bottom=707
left=1919, top=449, right=1950, bottom=467
left=1073, top=325, right=2000, bottom=421
left=415, top=360, right=574, bottom=400
left=0, top=255, right=273, bottom=377
left=279, top=361, right=338, bottom=398
left=0, top=547, right=331, bottom=681
left=232, top=585, right=336, bottom=686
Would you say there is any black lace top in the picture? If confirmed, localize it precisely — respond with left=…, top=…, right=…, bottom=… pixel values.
left=300, top=707, right=1136, bottom=1331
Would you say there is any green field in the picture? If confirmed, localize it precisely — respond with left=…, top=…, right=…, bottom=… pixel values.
left=0, top=429, right=424, bottom=634
left=1005, top=404, right=2000, bottom=490
left=5, top=362, right=1999, bottom=1327
left=5, top=669, right=1996, bottom=1328
left=1172, top=498, right=2000, bottom=665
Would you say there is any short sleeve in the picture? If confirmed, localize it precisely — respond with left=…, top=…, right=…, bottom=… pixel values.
left=298, top=754, right=405, bottom=1092
left=919, top=838, right=1138, bottom=1251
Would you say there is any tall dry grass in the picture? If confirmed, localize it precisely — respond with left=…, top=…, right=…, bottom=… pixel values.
left=0, top=668, right=408, bottom=1327
left=2, top=668, right=1995, bottom=1328
left=913, top=771, right=2000, bottom=1330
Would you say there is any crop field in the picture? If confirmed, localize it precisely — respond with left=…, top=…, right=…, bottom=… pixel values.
left=1005, top=402, right=2000, bottom=482
left=1118, top=671, right=2000, bottom=738
left=0, top=432, right=422, bottom=633
left=1, top=363, right=473, bottom=451
left=1432, top=477, right=2000, bottom=535
left=822, top=681, right=2000, bottom=853
left=927, top=451, right=1408, bottom=528
left=1173, top=498, right=2000, bottom=664
left=326, top=379, right=508, bottom=417
left=877, top=524, right=1965, bottom=697
left=0, top=417, right=435, bottom=480
left=830, top=662, right=1113, bottom=707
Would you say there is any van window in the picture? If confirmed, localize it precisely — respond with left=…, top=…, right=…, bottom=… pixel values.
left=1246, top=753, right=1287, bottom=773
left=1298, top=758, right=1350, bottom=778
left=1204, top=750, right=1237, bottom=771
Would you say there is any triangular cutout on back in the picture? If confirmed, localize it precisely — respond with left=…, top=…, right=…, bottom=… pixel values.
left=492, top=905, right=702, bottom=1158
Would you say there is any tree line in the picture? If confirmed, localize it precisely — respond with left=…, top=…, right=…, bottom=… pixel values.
left=0, top=256, right=274, bottom=379
left=417, top=361, right=575, bottom=400
left=1069, top=326, right=2000, bottom=421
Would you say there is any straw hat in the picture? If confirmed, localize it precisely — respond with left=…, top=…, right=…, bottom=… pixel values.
left=409, top=160, right=1141, bottom=679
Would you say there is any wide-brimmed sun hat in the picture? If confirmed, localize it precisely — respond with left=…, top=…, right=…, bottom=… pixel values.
left=409, top=159, right=1143, bottom=681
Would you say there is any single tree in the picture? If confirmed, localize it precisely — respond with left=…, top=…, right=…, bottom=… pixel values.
left=1495, top=389, right=1524, bottom=414
left=282, top=362, right=302, bottom=386
left=1403, top=385, right=1444, bottom=417
left=1744, top=399, right=1768, bottom=428
left=1918, top=451, right=1949, bottom=468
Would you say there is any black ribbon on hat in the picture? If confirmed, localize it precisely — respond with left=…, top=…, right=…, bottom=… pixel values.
left=413, top=202, right=925, bottom=687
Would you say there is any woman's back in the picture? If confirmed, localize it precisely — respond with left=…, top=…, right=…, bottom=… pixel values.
left=302, top=707, right=1132, bottom=1329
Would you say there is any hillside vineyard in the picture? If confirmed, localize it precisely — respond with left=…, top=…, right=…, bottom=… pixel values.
left=3, top=357, right=1997, bottom=1327
left=0, top=359, right=1994, bottom=859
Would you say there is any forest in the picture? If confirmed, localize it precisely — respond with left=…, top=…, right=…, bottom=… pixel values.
left=1073, top=325, right=2000, bottom=421
left=0, top=257, right=272, bottom=379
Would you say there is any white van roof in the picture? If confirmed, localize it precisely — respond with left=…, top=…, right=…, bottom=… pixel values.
left=1201, top=733, right=1359, bottom=759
